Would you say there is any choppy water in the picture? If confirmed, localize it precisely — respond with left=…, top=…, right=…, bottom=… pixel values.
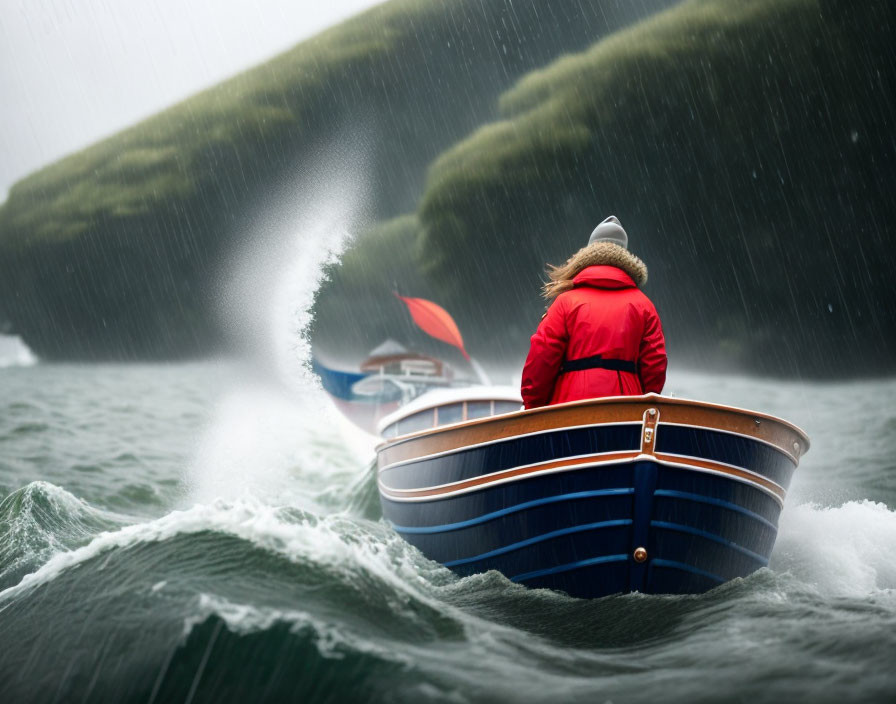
left=1, top=357, right=895, bottom=703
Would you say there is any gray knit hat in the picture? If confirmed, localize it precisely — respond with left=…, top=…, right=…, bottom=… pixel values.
left=588, top=215, right=628, bottom=249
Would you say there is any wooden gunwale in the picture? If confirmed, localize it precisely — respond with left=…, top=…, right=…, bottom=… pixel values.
left=376, top=394, right=809, bottom=469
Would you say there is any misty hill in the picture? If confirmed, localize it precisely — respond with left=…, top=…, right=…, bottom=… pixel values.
left=0, top=0, right=672, bottom=360
left=316, top=0, right=896, bottom=377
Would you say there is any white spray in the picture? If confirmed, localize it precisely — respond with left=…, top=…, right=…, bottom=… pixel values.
left=188, top=141, right=377, bottom=505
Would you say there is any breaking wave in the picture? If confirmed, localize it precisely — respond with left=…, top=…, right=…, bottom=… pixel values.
left=773, top=499, right=896, bottom=596
left=1, top=147, right=893, bottom=701
left=0, top=334, right=36, bottom=367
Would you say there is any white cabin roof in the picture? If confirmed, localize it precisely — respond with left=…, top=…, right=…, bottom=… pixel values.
left=368, top=339, right=407, bottom=356
left=376, top=385, right=522, bottom=435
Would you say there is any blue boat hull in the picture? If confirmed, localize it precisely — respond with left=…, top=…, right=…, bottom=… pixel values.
left=377, top=396, right=808, bottom=599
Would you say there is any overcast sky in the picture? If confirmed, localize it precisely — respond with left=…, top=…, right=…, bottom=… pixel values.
left=0, top=0, right=384, bottom=200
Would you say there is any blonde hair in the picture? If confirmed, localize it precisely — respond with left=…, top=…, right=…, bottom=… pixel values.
left=541, top=241, right=648, bottom=300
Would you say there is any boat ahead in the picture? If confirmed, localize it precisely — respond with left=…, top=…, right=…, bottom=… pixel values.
left=313, top=343, right=461, bottom=434
left=377, top=393, right=810, bottom=599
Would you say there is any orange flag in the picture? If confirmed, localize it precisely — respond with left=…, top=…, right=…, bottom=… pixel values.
left=394, top=293, right=470, bottom=361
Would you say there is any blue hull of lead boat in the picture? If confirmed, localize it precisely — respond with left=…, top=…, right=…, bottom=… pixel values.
left=377, top=395, right=809, bottom=599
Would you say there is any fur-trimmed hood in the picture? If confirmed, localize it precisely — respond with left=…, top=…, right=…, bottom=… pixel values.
left=543, top=241, right=648, bottom=299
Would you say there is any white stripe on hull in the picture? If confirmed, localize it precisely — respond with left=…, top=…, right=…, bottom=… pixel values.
left=379, top=453, right=785, bottom=505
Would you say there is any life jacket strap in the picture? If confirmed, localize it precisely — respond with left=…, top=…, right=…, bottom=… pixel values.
left=560, top=355, right=637, bottom=374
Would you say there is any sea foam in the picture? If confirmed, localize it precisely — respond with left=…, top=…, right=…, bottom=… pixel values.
left=0, top=492, right=428, bottom=607
left=773, top=499, right=896, bottom=596
left=0, top=334, right=37, bottom=367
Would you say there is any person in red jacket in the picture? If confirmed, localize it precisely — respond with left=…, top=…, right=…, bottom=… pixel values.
left=521, top=216, right=666, bottom=409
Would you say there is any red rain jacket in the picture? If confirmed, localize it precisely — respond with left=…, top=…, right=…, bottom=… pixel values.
left=521, top=265, right=666, bottom=409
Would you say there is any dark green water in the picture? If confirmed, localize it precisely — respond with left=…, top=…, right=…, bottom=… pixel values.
left=1, top=359, right=894, bottom=703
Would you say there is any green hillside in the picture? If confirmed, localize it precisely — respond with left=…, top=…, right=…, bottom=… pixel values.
left=3, top=0, right=891, bottom=376
left=0, top=0, right=670, bottom=359
left=408, top=0, right=896, bottom=375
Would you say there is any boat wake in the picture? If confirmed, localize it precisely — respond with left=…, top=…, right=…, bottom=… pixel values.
left=773, top=499, right=896, bottom=595
left=1, top=464, right=894, bottom=701
left=4, top=475, right=894, bottom=604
